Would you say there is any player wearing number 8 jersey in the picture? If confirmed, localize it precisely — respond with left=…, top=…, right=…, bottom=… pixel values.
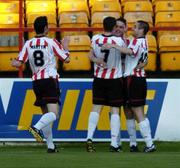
left=12, top=16, right=70, bottom=153
left=20, top=37, right=69, bottom=80
left=86, top=17, right=126, bottom=152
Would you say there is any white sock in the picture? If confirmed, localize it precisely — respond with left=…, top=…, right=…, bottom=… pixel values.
left=87, top=112, right=100, bottom=140
left=34, top=112, right=56, bottom=130
left=110, top=114, right=120, bottom=148
left=42, top=124, right=54, bottom=149
left=126, top=119, right=137, bottom=147
left=139, top=118, right=153, bottom=147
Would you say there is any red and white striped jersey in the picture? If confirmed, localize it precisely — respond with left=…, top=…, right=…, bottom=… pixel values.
left=121, top=37, right=130, bottom=73
left=124, top=37, right=148, bottom=77
left=17, top=36, right=69, bottom=80
left=91, top=34, right=125, bottom=79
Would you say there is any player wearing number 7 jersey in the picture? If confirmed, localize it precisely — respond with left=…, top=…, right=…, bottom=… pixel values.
left=11, top=16, right=70, bottom=153
left=86, top=17, right=126, bottom=152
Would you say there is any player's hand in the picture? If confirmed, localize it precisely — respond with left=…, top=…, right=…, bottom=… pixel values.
left=102, top=44, right=114, bottom=50
left=61, top=36, right=70, bottom=51
left=96, top=58, right=107, bottom=68
left=11, top=59, right=22, bottom=68
left=135, top=61, right=147, bottom=69
left=64, top=57, right=70, bottom=63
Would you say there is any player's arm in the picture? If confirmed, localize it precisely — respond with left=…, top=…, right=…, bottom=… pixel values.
left=61, top=36, right=70, bottom=51
left=52, top=39, right=70, bottom=63
left=102, top=44, right=133, bottom=55
left=89, top=49, right=106, bottom=67
left=135, top=49, right=148, bottom=69
left=61, top=37, right=70, bottom=63
left=11, top=42, right=28, bottom=68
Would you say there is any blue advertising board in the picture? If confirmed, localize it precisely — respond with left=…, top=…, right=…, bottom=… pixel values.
left=0, top=79, right=167, bottom=141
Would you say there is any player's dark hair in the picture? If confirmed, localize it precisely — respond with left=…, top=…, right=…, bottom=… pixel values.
left=103, top=16, right=116, bottom=32
left=137, top=20, right=149, bottom=35
left=116, top=17, right=127, bottom=26
left=34, top=16, right=48, bottom=34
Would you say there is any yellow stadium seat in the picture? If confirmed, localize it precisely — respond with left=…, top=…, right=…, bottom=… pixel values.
left=123, top=1, right=153, bottom=33
left=0, top=14, right=19, bottom=47
left=91, top=12, right=121, bottom=27
left=155, top=12, right=180, bottom=27
left=159, top=35, right=180, bottom=52
left=147, top=35, right=157, bottom=53
left=160, top=52, right=180, bottom=71
left=63, top=52, right=91, bottom=71
left=63, top=35, right=91, bottom=71
left=124, top=12, right=153, bottom=29
left=152, top=0, right=180, bottom=6
left=68, top=35, right=91, bottom=51
left=91, top=1, right=121, bottom=15
left=156, top=11, right=180, bottom=40
left=0, top=14, right=19, bottom=28
left=155, top=1, right=180, bottom=14
left=157, top=31, right=180, bottom=43
left=27, top=13, right=56, bottom=26
left=145, top=35, right=157, bottom=71
left=58, top=1, right=90, bottom=18
left=0, top=1, right=19, bottom=13
left=123, top=1, right=153, bottom=15
left=59, top=12, right=89, bottom=37
left=26, top=1, right=56, bottom=26
left=90, top=0, right=119, bottom=7
left=159, top=35, right=180, bottom=71
left=145, top=52, right=157, bottom=71
left=91, top=12, right=121, bottom=34
left=26, top=1, right=56, bottom=14
left=121, top=0, right=150, bottom=7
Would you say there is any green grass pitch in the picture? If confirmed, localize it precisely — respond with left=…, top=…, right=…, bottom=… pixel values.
left=0, top=142, right=180, bottom=168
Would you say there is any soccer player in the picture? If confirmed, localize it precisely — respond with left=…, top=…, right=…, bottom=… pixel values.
left=86, top=16, right=126, bottom=152
left=11, top=16, right=70, bottom=153
left=103, top=20, right=156, bottom=153
left=113, top=17, right=144, bottom=152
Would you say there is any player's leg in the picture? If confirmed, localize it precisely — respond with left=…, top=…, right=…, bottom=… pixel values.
left=34, top=103, right=59, bottom=130
left=29, top=103, right=59, bottom=143
left=29, top=79, right=60, bottom=143
left=40, top=105, right=58, bottom=153
left=109, top=107, right=121, bottom=152
left=132, top=106, right=156, bottom=152
left=86, top=104, right=102, bottom=152
left=108, top=78, right=123, bottom=152
left=86, top=78, right=106, bottom=152
left=87, top=104, right=102, bottom=140
left=129, top=77, right=155, bottom=152
left=124, top=106, right=139, bottom=152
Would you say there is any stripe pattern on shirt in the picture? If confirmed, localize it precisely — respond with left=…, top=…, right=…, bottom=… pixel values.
left=91, top=34, right=125, bottom=79
left=18, top=37, right=69, bottom=80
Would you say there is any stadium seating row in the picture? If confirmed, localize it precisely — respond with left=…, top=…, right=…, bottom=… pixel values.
left=0, top=0, right=180, bottom=72
left=0, top=34, right=180, bottom=72
left=0, top=1, right=180, bottom=30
